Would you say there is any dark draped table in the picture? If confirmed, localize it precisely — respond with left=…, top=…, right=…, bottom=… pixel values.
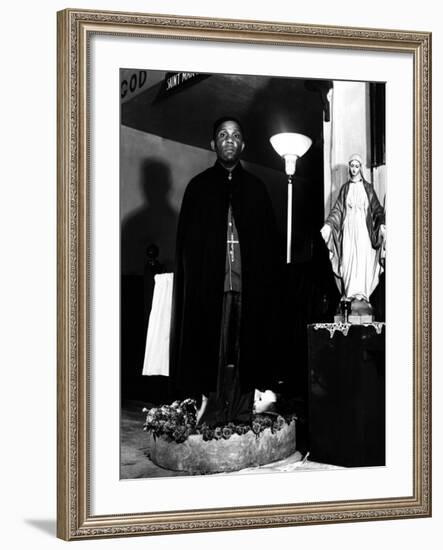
left=307, top=323, right=385, bottom=467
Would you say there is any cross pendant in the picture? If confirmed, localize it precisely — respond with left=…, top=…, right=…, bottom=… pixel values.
left=227, top=235, right=239, bottom=262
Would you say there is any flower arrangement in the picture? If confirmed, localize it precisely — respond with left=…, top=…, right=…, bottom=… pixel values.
left=142, top=398, right=197, bottom=443
left=143, top=399, right=295, bottom=444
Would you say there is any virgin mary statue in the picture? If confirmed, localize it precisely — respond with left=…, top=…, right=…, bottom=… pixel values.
left=320, top=154, right=386, bottom=320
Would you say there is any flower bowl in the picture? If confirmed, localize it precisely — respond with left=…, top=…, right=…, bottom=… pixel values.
left=146, top=418, right=296, bottom=474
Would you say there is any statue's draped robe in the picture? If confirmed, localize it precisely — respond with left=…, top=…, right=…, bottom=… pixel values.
left=324, top=178, right=385, bottom=300
left=170, top=161, right=281, bottom=406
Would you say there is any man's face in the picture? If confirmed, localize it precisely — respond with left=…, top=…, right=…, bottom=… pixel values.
left=211, top=120, right=245, bottom=167
left=349, top=160, right=361, bottom=178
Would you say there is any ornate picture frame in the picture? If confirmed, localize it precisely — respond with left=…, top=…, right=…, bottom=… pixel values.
left=57, top=8, right=431, bottom=540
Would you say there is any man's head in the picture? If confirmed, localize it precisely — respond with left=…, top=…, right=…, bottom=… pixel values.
left=211, top=117, right=245, bottom=169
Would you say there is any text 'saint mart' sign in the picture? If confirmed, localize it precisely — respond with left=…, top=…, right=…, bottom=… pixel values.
left=156, top=72, right=210, bottom=101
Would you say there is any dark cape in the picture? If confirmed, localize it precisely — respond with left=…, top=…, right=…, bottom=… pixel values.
left=169, top=161, right=282, bottom=399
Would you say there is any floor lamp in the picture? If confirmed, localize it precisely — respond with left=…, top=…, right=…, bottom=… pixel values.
left=270, top=133, right=312, bottom=263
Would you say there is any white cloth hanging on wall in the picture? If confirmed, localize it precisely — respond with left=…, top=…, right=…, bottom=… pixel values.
left=142, top=272, right=173, bottom=377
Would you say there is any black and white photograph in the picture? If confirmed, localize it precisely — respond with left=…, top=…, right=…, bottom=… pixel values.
left=2, top=0, right=440, bottom=547
left=120, top=69, right=387, bottom=479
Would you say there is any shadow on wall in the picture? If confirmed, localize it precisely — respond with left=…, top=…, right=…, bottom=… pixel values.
left=121, top=158, right=178, bottom=402
left=121, top=158, right=178, bottom=276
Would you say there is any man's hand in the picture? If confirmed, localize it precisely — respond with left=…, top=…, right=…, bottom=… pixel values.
left=196, top=394, right=208, bottom=425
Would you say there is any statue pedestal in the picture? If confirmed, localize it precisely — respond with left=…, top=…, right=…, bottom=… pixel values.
left=308, top=323, right=385, bottom=467
left=334, top=313, right=374, bottom=324
left=334, top=298, right=375, bottom=324
left=146, top=419, right=296, bottom=474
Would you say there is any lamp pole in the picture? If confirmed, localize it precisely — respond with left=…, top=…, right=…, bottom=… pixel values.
left=287, top=174, right=293, bottom=264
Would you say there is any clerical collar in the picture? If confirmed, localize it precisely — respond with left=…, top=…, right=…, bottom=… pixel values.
left=214, top=160, right=243, bottom=178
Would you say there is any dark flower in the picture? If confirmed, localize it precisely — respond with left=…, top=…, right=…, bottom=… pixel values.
left=263, top=416, right=273, bottom=428
left=201, top=425, right=214, bottom=441
left=142, top=398, right=203, bottom=444
left=163, top=421, right=176, bottom=434
left=276, top=415, right=286, bottom=429
left=213, top=427, right=223, bottom=440
left=181, top=398, right=197, bottom=417
left=172, top=425, right=188, bottom=443
left=234, top=424, right=250, bottom=435
left=222, top=427, right=233, bottom=440
left=252, top=421, right=261, bottom=435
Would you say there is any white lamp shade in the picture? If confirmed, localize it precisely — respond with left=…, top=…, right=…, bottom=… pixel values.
left=270, top=132, right=312, bottom=160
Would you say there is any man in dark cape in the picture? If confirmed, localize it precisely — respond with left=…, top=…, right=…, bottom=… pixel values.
left=169, top=117, right=282, bottom=425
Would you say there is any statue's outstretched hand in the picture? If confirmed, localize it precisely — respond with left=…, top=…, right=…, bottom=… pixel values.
left=320, top=224, right=332, bottom=242
left=196, top=394, right=208, bottom=425
left=379, top=224, right=386, bottom=248
left=379, top=224, right=387, bottom=261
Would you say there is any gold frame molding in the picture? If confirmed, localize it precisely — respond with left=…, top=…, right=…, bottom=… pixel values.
left=57, top=8, right=432, bottom=541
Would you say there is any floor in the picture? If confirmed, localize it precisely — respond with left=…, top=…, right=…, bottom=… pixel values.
left=120, top=400, right=341, bottom=479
